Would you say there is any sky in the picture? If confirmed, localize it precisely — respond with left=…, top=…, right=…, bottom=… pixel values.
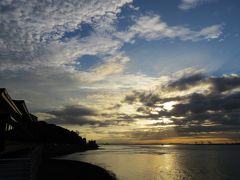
left=1, top=0, right=240, bottom=144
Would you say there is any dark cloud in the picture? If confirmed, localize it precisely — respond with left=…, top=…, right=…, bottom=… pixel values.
left=45, top=105, right=98, bottom=126
left=49, top=105, right=96, bottom=117
left=153, top=92, right=240, bottom=128
left=171, top=92, right=240, bottom=118
left=44, top=105, right=134, bottom=127
left=139, top=92, right=161, bottom=106
left=124, top=90, right=139, bottom=104
left=210, top=75, right=240, bottom=93
left=123, top=73, right=208, bottom=106
left=124, top=91, right=161, bottom=106
left=168, top=73, right=206, bottom=90
left=123, top=74, right=240, bottom=138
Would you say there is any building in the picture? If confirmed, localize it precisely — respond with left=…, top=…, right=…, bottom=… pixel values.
left=0, top=88, right=37, bottom=151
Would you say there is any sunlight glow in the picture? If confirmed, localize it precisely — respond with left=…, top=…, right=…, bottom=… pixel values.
left=137, top=118, right=174, bottom=128
left=158, top=118, right=173, bottom=124
left=163, top=101, right=177, bottom=111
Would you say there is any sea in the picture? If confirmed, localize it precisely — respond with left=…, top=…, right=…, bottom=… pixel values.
left=60, top=145, right=240, bottom=180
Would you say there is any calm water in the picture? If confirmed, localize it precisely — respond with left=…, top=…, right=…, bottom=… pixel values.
left=60, top=145, right=240, bottom=180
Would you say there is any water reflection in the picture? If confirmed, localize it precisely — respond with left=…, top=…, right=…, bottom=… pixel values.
left=60, top=145, right=240, bottom=180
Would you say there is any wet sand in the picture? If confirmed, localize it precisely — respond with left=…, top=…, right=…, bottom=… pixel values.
left=37, top=159, right=116, bottom=180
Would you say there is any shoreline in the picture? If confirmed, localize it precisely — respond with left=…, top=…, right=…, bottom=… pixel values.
left=37, top=158, right=116, bottom=180
left=42, top=143, right=92, bottom=157
left=0, top=144, right=115, bottom=180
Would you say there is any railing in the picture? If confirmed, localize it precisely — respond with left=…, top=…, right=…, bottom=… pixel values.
left=0, top=145, right=43, bottom=180
left=0, top=158, right=31, bottom=180
left=29, top=145, right=43, bottom=180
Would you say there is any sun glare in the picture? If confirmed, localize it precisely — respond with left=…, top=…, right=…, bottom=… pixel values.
left=163, top=101, right=177, bottom=111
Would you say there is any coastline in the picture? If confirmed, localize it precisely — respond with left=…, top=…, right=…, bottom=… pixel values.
left=0, top=144, right=115, bottom=180
left=37, top=144, right=116, bottom=180
left=37, top=158, right=116, bottom=180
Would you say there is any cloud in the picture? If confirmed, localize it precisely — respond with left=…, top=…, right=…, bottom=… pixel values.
left=170, top=92, right=240, bottom=121
left=210, top=74, right=240, bottom=93
left=116, top=15, right=222, bottom=42
left=38, top=104, right=134, bottom=127
left=78, top=53, right=130, bottom=82
left=123, top=71, right=240, bottom=138
left=125, top=91, right=161, bottom=107
left=128, top=125, right=240, bottom=141
left=0, top=1, right=223, bottom=88
left=80, top=73, right=170, bottom=91
left=0, top=1, right=225, bottom=136
left=168, top=72, right=206, bottom=90
left=39, top=105, right=100, bottom=126
left=179, top=0, right=213, bottom=10
left=123, top=68, right=208, bottom=105
left=0, top=0, right=132, bottom=74
left=0, top=0, right=135, bottom=112
left=49, top=105, right=96, bottom=117
left=0, top=0, right=132, bottom=52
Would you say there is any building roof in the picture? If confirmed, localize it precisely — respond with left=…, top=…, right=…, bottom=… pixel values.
left=0, top=88, right=37, bottom=123
left=13, top=100, right=30, bottom=115
left=0, top=88, right=22, bottom=115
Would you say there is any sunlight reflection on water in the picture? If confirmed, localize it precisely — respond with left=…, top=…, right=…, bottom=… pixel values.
left=60, top=145, right=240, bottom=180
